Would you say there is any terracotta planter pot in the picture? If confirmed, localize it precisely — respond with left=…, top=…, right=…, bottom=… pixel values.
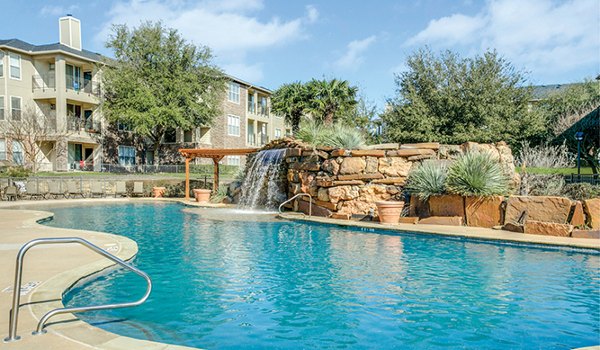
left=193, top=189, right=211, bottom=203
left=376, top=201, right=405, bottom=224
left=152, top=186, right=166, bottom=198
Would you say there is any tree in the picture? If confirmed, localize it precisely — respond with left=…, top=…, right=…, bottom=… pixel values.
left=0, top=107, right=66, bottom=173
left=271, top=78, right=359, bottom=131
left=304, top=78, right=358, bottom=125
left=102, top=21, right=226, bottom=163
left=380, top=48, right=546, bottom=146
left=338, top=93, right=379, bottom=142
left=270, top=82, right=307, bottom=133
left=538, top=80, right=600, bottom=173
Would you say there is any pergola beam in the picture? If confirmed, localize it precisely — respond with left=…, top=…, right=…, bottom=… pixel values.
left=179, top=148, right=257, bottom=200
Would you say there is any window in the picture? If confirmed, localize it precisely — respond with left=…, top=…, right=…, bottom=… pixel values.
left=9, top=53, right=20, bottom=80
left=10, top=97, right=21, bottom=121
left=228, top=82, right=240, bottom=103
left=227, top=156, right=241, bottom=166
left=12, top=140, right=23, bottom=165
left=164, top=128, right=177, bottom=143
left=0, top=51, right=4, bottom=78
left=227, top=115, right=240, bottom=136
left=0, top=139, right=5, bottom=160
left=118, top=145, right=136, bottom=166
left=184, top=130, right=193, bottom=143
left=275, top=128, right=281, bottom=138
left=66, top=64, right=81, bottom=90
left=117, top=122, right=131, bottom=131
left=259, top=96, right=268, bottom=115
left=0, top=97, right=4, bottom=120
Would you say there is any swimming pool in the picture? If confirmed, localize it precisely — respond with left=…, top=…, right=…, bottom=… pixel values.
left=42, top=202, right=598, bottom=349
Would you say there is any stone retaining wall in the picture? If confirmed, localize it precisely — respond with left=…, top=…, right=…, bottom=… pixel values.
left=282, top=140, right=518, bottom=217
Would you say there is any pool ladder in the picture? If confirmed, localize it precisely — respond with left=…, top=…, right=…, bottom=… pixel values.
left=278, top=193, right=312, bottom=216
left=4, top=237, right=152, bottom=343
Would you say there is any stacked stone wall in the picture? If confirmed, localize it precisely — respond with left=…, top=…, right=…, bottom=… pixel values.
left=282, top=141, right=518, bottom=217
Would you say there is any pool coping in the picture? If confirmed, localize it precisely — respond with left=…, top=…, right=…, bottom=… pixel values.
left=0, top=198, right=199, bottom=350
left=1, top=198, right=598, bottom=350
left=278, top=213, right=600, bottom=251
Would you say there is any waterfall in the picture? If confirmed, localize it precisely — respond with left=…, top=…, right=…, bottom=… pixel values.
left=238, top=149, right=287, bottom=209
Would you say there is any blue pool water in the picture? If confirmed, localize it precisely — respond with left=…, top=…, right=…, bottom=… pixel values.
left=41, top=203, right=599, bottom=349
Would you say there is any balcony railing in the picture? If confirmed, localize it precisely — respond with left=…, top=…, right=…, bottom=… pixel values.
left=247, top=104, right=269, bottom=117
left=68, top=116, right=101, bottom=133
left=32, top=74, right=56, bottom=92
left=66, top=76, right=102, bottom=98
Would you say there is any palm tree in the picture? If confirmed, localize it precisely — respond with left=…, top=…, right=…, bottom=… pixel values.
left=305, top=79, right=358, bottom=125
left=271, top=82, right=308, bottom=133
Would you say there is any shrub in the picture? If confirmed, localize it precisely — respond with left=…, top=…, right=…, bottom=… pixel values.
left=562, top=183, right=600, bottom=201
left=446, top=151, right=510, bottom=196
left=210, top=185, right=228, bottom=203
left=405, top=160, right=448, bottom=200
left=516, top=141, right=574, bottom=168
left=296, top=119, right=366, bottom=149
left=329, top=123, right=366, bottom=149
left=526, top=174, right=565, bottom=197
left=4, top=166, right=32, bottom=178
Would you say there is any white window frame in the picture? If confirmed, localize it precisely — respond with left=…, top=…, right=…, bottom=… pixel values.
left=0, top=139, right=6, bottom=161
left=12, top=140, right=23, bottom=165
left=10, top=96, right=21, bottom=121
left=227, top=115, right=240, bottom=137
left=227, top=156, right=241, bottom=166
left=228, top=82, right=240, bottom=104
left=118, top=145, right=136, bottom=166
left=0, top=51, right=4, bottom=78
left=275, top=128, right=282, bottom=138
left=9, top=53, right=21, bottom=80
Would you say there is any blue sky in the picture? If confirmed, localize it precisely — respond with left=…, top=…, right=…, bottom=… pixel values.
left=3, top=0, right=599, bottom=109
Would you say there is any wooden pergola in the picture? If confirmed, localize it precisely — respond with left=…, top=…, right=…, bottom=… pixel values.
left=179, top=148, right=257, bottom=200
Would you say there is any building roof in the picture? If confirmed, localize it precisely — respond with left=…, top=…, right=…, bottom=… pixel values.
left=0, top=38, right=103, bottom=63
left=227, top=74, right=272, bottom=94
left=531, top=83, right=578, bottom=101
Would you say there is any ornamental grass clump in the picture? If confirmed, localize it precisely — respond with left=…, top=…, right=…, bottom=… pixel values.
left=446, top=151, right=509, bottom=197
left=296, top=119, right=366, bottom=149
left=405, top=160, right=448, bottom=200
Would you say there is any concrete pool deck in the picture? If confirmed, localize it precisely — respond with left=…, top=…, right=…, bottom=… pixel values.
left=0, top=198, right=598, bottom=350
left=0, top=198, right=195, bottom=350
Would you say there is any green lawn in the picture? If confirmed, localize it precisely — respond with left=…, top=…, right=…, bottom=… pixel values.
left=517, top=167, right=595, bottom=175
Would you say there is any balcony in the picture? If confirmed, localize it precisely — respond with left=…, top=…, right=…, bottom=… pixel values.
left=68, top=116, right=101, bottom=133
left=247, top=103, right=270, bottom=118
left=66, top=76, right=102, bottom=98
left=32, top=74, right=56, bottom=92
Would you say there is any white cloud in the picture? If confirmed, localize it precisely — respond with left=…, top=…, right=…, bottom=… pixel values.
left=222, top=62, right=264, bottom=83
left=40, top=5, right=79, bottom=16
left=306, top=5, right=319, bottom=23
left=405, top=0, right=600, bottom=79
left=98, top=0, right=317, bottom=82
left=335, top=35, right=377, bottom=70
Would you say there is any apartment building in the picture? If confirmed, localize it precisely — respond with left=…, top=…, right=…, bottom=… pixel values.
left=0, top=16, right=104, bottom=171
left=106, top=75, right=291, bottom=168
left=1, top=16, right=289, bottom=171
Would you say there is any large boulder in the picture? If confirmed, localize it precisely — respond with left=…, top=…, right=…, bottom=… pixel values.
left=504, top=196, right=572, bottom=224
left=569, top=201, right=586, bottom=227
left=524, top=220, right=573, bottom=237
left=339, top=157, right=366, bottom=175
left=465, top=196, right=504, bottom=228
left=338, top=199, right=375, bottom=215
left=322, top=159, right=340, bottom=175
left=378, top=157, right=412, bottom=177
left=583, top=198, right=600, bottom=229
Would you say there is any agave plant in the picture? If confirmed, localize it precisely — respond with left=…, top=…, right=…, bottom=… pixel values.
left=296, top=119, right=366, bottom=149
left=405, top=160, right=448, bottom=200
left=446, top=151, right=509, bottom=197
left=329, top=123, right=366, bottom=149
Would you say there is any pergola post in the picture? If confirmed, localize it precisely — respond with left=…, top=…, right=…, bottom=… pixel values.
left=212, top=156, right=224, bottom=194
left=185, top=157, right=190, bottom=200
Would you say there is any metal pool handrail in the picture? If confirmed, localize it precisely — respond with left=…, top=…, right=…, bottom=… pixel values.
left=278, top=193, right=312, bottom=216
left=4, top=237, right=152, bottom=342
